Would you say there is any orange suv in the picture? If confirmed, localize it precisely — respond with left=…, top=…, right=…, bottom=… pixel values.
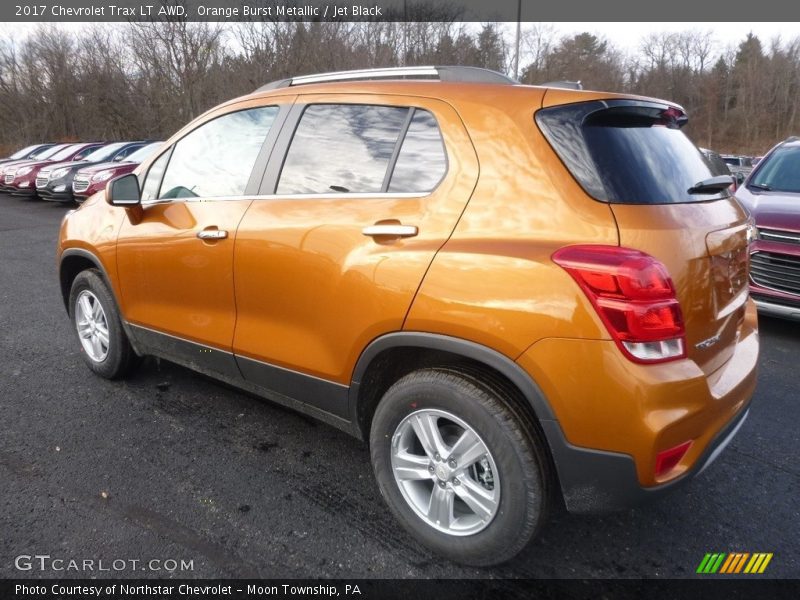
left=57, top=67, right=758, bottom=566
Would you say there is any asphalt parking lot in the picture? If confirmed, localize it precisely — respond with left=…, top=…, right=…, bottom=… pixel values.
left=0, top=194, right=798, bottom=580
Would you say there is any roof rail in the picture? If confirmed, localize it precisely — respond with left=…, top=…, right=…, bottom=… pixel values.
left=254, top=66, right=517, bottom=92
left=539, top=80, right=583, bottom=90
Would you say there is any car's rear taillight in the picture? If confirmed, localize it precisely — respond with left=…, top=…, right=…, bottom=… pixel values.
left=552, top=245, right=687, bottom=364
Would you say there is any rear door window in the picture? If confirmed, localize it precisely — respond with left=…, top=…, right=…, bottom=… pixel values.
left=536, top=100, right=727, bottom=204
left=277, top=104, right=408, bottom=195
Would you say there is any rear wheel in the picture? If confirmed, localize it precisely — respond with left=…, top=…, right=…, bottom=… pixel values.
left=370, top=368, right=550, bottom=566
left=69, top=269, right=138, bottom=379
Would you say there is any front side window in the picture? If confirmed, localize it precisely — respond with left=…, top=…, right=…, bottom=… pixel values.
left=158, top=106, right=278, bottom=199
left=277, top=104, right=408, bottom=195
left=141, top=152, right=170, bottom=201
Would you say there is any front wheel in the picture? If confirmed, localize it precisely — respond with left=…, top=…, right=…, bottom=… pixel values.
left=369, top=368, right=550, bottom=566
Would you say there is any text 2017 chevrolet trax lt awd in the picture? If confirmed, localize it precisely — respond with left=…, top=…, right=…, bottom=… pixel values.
left=58, top=67, right=758, bottom=566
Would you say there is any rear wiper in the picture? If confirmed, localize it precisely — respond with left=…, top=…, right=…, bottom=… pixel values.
left=688, top=175, right=734, bottom=194
left=748, top=182, right=772, bottom=191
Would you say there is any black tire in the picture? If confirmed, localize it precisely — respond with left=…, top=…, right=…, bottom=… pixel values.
left=68, top=269, right=139, bottom=379
left=370, top=368, right=550, bottom=566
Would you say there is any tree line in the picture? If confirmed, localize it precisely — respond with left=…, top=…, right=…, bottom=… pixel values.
left=0, top=22, right=797, bottom=156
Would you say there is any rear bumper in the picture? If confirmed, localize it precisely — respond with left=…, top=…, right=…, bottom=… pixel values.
left=544, top=404, right=749, bottom=513
left=516, top=299, right=758, bottom=513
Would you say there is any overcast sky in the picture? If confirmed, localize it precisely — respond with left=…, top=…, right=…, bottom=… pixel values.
left=2, top=21, right=798, bottom=58
left=552, top=22, right=798, bottom=51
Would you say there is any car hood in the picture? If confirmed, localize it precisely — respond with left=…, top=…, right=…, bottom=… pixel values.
left=736, top=187, right=800, bottom=232
left=76, top=161, right=135, bottom=176
left=46, top=160, right=88, bottom=171
left=4, top=158, right=56, bottom=172
left=1, top=158, right=47, bottom=172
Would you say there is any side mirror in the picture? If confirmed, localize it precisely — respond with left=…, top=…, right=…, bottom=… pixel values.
left=735, top=172, right=746, bottom=186
left=105, top=173, right=141, bottom=206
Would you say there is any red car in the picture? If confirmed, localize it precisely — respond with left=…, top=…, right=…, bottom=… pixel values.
left=72, top=141, right=163, bottom=202
left=0, top=143, right=72, bottom=192
left=6, top=142, right=104, bottom=198
left=735, top=136, right=800, bottom=320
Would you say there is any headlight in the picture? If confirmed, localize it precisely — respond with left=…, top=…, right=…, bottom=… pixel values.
left=16, top=166, right=33, bottom=176
left=92, top=171, right=114, bottom=182
left=50, top=168, right=70, bottom=179
left=746, top=221, right=759, bottom=244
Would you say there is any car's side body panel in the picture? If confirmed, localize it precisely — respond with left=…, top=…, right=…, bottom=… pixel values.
left=56, top=78, right=759, bottom=517
left=232, top=93, right=479, bottom=389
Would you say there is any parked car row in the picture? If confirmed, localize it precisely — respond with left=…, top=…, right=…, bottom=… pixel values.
left=0, top=140, right=162, bottom=203
left=722, top=154, right=756, bottom=177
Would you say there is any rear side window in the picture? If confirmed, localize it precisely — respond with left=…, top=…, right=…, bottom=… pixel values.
left=536, top=100, right=726, bottom=204
left=158, top=106, right=278, bottom=199
left=277, top=104, right=447, bottom=195
left=388, top=110, right=447, bottom=193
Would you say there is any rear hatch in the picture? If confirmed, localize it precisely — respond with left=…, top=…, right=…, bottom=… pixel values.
left=537, top=97, right=750, bottom=375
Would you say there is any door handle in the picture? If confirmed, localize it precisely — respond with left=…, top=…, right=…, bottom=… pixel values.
left=197, top=229, right=228, bottom=240
left=362, top=224, right=418, bottom=238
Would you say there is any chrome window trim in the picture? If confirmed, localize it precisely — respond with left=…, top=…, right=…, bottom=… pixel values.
left=140, top=191, right=427, bottom=206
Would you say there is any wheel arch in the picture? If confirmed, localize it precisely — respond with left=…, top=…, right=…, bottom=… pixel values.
left=349, top=332, right=558, bottom=442
left=59, top=248, right=115, bottom=313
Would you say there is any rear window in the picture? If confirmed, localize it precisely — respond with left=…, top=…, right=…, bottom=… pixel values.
left=536, top=100, right=727, bottom=204
left=702, top=151, right=730, bottom=176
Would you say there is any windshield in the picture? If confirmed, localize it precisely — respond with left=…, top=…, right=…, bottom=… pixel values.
left=536, top=100, right=724, bottom=204
left=50, top=145, right=84, bottom=161
left=9, top=145, right=37, bottom=159
left=33, top=144, right=70, bottom=160
left=82, top=143, right=126, bottom=162
left=749, top=145, right=800, bottom=193
left=125, top=142, right=163, bottom=163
